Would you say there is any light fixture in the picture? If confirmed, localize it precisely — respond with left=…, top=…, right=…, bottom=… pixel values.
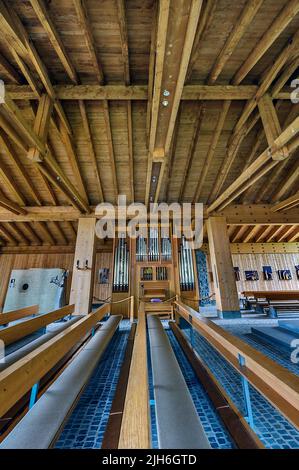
left=162, top=99, right=169, bottom=107
left=163, top=89, right=170, bottom=96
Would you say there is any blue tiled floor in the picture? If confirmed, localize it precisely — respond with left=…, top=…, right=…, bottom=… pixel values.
left=55, top=321, right=130, bottom=449
left=222, top=324, right=299, bottom=375
left=164, top=326, right=234, bottom=449
left=181, top=321, right=299, bottom=449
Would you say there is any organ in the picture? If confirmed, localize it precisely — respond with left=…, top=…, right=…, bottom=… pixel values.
left=111, top=224, right=199, bottom=318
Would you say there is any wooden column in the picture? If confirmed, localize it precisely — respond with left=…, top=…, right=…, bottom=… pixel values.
left=70, top=218, right=96, bottom=315
left=207, top=216, right=240, bottom=319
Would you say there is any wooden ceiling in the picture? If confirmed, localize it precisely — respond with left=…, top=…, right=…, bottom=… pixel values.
left=0, top=0, right=298, bottom=249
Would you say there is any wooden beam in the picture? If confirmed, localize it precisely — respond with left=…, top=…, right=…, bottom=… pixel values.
left=73, top=0, right=104, bottom=83
left=180, top=103, right=205, bottom=200
left=6, top=222, right=30, bottom=244
left=207, top=217, right=240, bottom=317
left=272, top=192, right=299, bottom=212
left=194, top=101, right=230, bottom=202
left=5, top=83, right=291, bottom=101
left=103, top=100, right=118, bottom=200
left=27, top=93, right=53, bottom=162
left=70, top=218, right=96, bottom=315
left=58, top=122, right=89, bottom=204
left=186, top=0, right=217, bottom=82
left=0, top=223, right=18, bottom=244
left=78, top=100, right=104, bottom=202
left=258, top=94, right=288, bottom=160
left=18, top=221, right=42, bottom=244
left=208, top=116, right=299, bottom=212
left=0, top=129, right=42, bottom=205
left=232, top=0, right=299, bottom=84
left=29, top=0, right=78, bottom=83
left=207, top=0, right=263, bottom=84
left=2, top=94, right=45, bottom=153
left=0, top=158, right=26, bottom=206
left=0, top=52, right=21, bottom=83
left=0, top=191, right=26, bottom=215
left=33, top=221, right=55, bottom=245
left=242, top=224, right=263, bottom=243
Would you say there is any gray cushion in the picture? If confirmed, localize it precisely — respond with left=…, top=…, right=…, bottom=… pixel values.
left=148, top=315, right=211, bottom=449
left=0, top=315, right=122, bottom=449
left=0, top=316, right=83, bottom=372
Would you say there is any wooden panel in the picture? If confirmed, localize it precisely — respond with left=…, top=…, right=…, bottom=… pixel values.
left=118, top=302, right=150, bottom=448
left=232, top=252, right=299, bottom=294
left=93, top=251, right=113, bottom=302
left=70, top=218, right=96, bottom=315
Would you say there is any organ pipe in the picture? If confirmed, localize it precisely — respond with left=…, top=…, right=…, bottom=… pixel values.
left=113, top=238, right=129, bottom=292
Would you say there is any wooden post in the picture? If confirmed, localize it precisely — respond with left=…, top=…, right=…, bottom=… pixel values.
left=207, top=216, right=240, bottom=319
left=70, top=218, right=96, bottom=315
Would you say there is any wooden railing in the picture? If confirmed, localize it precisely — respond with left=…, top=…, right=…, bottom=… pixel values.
left=118, top=301, right=151, bottom=448
left=0, top=305, right=39, bottom=326
left=0, top=305, right=74, bottom=346
left=173, top=300, right=299, bottom=430
left=0, top=303, right=110, bottom=417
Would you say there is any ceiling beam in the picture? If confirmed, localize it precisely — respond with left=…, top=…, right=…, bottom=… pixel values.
left=0, top=52, right=22, bottom=83
left=29, top=0, right=78, bottom=84
left=207, top=0, right=263, bottom=84
left=232, top=0, right=299, bottom=84
left=0, top=129, right=42, bottom=205
left=5, top=84, right=292, bottom=101
left=146, top=0, right=203, bottom=205
left=208, top=115, right=299, bottom=213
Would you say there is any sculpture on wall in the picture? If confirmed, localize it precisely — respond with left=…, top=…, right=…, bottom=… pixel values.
left=263, top=266, right=273, bottom=280
left=278, top=269, right=292, bottom=280
left=245, top=270, right=259, bottom=281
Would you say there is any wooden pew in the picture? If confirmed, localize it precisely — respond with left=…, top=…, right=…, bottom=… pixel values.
left=118, top=302, right=151, bottom=448
left=0, top=304, right=74, bottom=346
left=0, top=305, right=39, bottom=327
left=0, top=303, right=110, bottom=418
left=174, top=300, right=299, bottom=430
left=241, top=291, right=299, bottom=317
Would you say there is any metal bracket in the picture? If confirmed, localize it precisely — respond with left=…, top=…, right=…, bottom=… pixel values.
left=238, top=354, right=254, bottom=429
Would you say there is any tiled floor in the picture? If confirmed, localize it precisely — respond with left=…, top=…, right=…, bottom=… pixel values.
left=165, top=326, right=234, bottom=449
left=180, top=320, right=299, bottom=449
left=55, top=321, right=130, bottom=449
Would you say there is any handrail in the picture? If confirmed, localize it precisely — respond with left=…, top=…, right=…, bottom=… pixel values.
left=0, top=305, right=39, bottom=326
left=0, top=305, right=75, bottom=346
left=173, top=300, right=299, bottom=430
left=0, top=303, right=110, bottom=417
left=118, top=301, right=150, bottom=448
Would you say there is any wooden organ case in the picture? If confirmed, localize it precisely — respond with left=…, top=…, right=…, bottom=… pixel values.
left=111, top=224, right=199, bottom=319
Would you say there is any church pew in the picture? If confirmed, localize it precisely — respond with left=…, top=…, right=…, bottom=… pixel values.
left=0, top=314, right=121, bottom=449
left=0, top=304, right=74, bottom=346
left=173, top=300, right=299, bottom=430
left=0, top=315, right=83, bottom=372
left=0, top=305, right=39, bottom=327
left=148, top=315, right=211, bottom=449
left=0, top=303, right=110, bottom=418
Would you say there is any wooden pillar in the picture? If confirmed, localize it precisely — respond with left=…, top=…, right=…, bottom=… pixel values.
left=207, top=217, right=240, bottom=319
left=70, top=218, right=96, bottom=315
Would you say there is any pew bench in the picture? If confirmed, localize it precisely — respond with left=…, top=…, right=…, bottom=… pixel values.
left=0, top=315, right=121, bottom=449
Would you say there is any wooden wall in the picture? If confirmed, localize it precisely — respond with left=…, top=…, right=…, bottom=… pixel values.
left=0, top=251, right=113, bottom=311
left=232, top=253, right=299, bottom=294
